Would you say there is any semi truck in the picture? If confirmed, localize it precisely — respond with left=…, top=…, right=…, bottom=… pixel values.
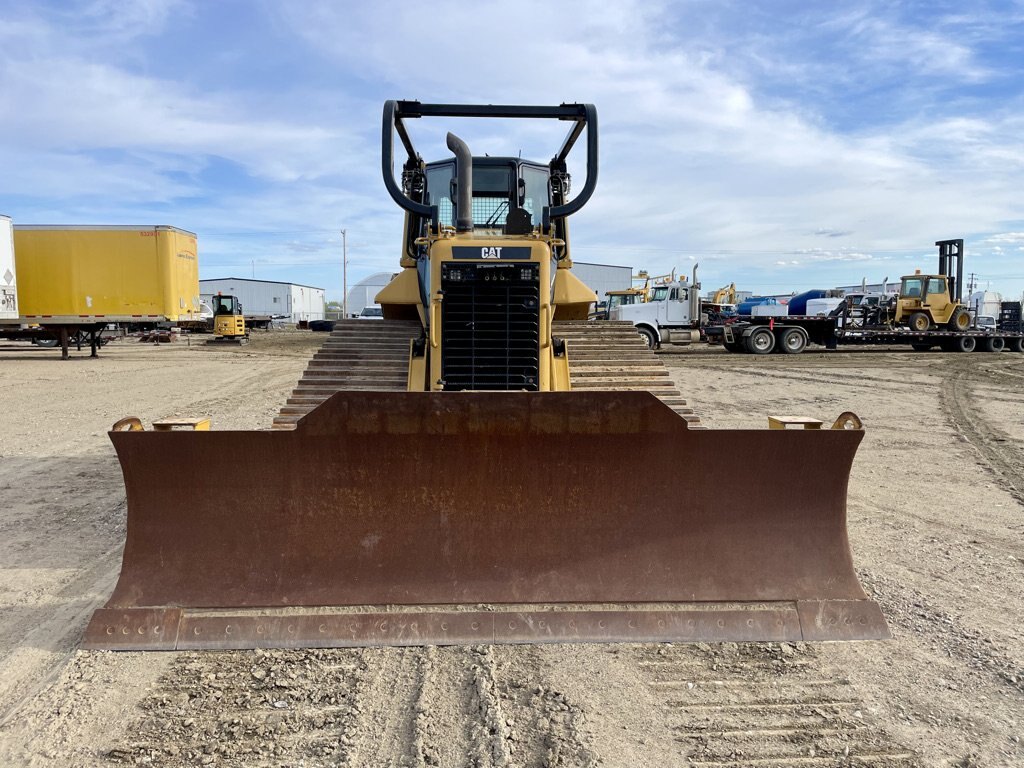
left=608, top=264, right=703, bottom=347
left=0, top=224, right=202, bottom=358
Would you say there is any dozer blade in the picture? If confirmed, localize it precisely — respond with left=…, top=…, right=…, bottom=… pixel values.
left=83, top=391, right=888, bottom=650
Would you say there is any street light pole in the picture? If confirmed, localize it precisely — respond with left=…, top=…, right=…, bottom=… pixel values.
left=341, top=228, right=348, bottom=319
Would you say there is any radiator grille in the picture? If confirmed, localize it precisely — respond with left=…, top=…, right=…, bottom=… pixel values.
left=440, top=262, right=540, bottom=390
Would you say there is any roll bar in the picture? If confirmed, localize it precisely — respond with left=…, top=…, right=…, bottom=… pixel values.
left=381, top=100, right=599, bottom=231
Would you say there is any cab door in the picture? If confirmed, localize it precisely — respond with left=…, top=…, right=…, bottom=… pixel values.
left=924, top=277, right=951, bottom=321
left=665, top=286, right=689, bottom=322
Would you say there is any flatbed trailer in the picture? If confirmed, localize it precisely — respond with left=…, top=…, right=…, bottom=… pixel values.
left=715, top=313, right=1024, bottom=355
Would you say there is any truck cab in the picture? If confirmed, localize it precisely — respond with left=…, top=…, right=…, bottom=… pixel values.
left=610, top=267, right=702, bottom=348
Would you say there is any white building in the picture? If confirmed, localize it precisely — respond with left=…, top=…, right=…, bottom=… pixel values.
left=346, top=271, right=395, bottom=317
left=570, top=261, right=632, bottom=302
left=199, top=277, right=325, bottom=323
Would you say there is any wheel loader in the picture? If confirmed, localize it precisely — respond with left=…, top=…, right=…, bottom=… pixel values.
left=83, top=101, right=888, bottom=651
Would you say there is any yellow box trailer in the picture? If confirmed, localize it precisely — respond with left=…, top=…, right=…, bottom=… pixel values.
left=12, top=225, right=200, bottom=322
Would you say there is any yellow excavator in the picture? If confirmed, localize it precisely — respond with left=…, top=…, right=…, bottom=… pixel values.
left=209, top=293, right=248, bottom=344
left=83, top=101, right=887, bottom=650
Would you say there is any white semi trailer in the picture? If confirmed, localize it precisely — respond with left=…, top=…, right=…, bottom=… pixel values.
left=0, top=215, right=16, bottom=320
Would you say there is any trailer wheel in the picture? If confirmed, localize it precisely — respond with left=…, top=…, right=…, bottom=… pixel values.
left=636, top=327, right=657, bottom=349
left=744, top=327, right=775, bottom=354
left=908, top=312, right=931, bottom=332
left=911, top=343, right=932, bottom=352
left=980, top=336, right=1005, bottom=353
left=949, top=335, right=976, bottom=353
left=778, top=327, right=808, bottom=354
left=1008, top=337, right=1024, bottom=353
left=948, top=307, right=970, bottom=331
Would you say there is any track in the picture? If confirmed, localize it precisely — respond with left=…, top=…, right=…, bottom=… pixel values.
left=634, top=644, right=920, bottom=767
left=939, top=359, right=1024, bottom=505
left=272, top=320, right=419, bottom=428
left=274, top=319, right=700, bottom=427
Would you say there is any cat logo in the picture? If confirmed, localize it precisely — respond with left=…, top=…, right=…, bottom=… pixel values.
left=481, top=247, right=503, bottom=259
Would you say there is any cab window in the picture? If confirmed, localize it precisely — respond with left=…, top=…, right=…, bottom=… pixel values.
left=901, top=278, right=924, bottom=298
left=926, top=277, right=947, bottom=296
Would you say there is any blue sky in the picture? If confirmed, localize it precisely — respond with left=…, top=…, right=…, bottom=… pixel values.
left=2, top=0, right=1023, bottom=301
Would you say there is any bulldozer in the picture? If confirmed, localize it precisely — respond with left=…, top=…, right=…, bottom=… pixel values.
left=83, top=101, right=888, bottom=651
left=892, top=239, right=971, bottom=331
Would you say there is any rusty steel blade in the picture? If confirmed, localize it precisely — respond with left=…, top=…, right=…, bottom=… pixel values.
left=83, top=391, right=889, bottom=649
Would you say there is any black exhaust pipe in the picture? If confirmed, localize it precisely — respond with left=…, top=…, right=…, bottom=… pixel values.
left=447, top=132, right=473, bottom=232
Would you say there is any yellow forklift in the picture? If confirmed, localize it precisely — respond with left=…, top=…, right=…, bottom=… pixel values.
left=892, top=239, right=971, bottom=331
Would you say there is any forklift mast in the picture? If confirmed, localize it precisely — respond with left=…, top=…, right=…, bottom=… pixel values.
left=935, top=239, right=964, bottom=303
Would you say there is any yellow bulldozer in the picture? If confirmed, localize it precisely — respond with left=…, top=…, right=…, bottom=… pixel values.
left=83, top=101, right=887, bottom=651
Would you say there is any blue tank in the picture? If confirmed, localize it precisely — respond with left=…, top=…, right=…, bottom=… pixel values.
left=787, top=290, right=827, bottom=316
left=736, top=296, right=777, bottom=315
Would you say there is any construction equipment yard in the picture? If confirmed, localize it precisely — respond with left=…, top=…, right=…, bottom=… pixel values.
left=0, top=333, right=1020, bottom=767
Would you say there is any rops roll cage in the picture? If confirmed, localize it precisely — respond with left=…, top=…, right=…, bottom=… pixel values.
left=381, top=100, right=598, bottom=235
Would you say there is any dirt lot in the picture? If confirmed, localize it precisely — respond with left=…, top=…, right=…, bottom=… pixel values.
left=0, top=333, right=1021, bottom=767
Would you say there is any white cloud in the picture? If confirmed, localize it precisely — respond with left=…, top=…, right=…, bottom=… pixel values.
left=1, top=1, right=1023, bottom=297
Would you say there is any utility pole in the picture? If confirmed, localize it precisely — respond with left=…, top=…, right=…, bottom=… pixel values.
left=341, top=229, right=348, bottom=319
left=251, top=259, right=255, bottom=279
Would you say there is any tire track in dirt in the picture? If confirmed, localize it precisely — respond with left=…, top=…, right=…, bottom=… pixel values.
left=493, top=645, right=599, bottom=767
left=633, top=643, right=921, bottom=767
left=342, top=647, right=422, bottom=766
left=848, top=492, right=1019, bottom=554
left=939, top=362, right=1024, bottom=506
left=680, top=362, right=927, bottom=397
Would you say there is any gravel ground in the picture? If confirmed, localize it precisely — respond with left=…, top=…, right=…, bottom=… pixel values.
left=0, top=333, right=1020, bottom=767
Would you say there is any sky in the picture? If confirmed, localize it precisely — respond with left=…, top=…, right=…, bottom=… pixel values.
left=2, top=0, right=1024, bottom=302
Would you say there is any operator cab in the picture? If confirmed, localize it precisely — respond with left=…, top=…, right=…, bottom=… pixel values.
left=899, top=275, right=950, bottom=301
left=212, top=294, right=242, bottom=316
left=423, top=157, right=554, bottom=235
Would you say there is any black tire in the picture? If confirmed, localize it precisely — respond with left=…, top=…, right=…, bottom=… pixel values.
left=950, top=335, right=976, bottom=353
left=777, top=327, right=807, bottom=354
left=723, top=339, right=745, bottom=353
left=948, top=307, right=970, bottom=331
left=980, top=336, right=1005, bottom=353
left=911, top=342, right=932, bottom=352
left=637, top=326, right=657, bottom=349
left=33, top=337, right=59, bottom=348
left=309, top=320, right=336, bottom=333
left=1008, top=337, right=1024, bottom=353
left=908, top=312, right=932, bottom=332
left=744, top=327, right=775, bottom=354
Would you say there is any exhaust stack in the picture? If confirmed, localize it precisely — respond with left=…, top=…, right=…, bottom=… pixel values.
left=447, top=132, right=473, bottom=232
